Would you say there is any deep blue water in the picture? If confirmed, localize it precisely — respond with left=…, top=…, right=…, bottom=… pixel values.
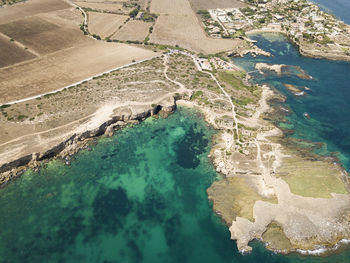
left=234, top=33, right=350, bottom=170
left=312, top=0, right=350, bottom=24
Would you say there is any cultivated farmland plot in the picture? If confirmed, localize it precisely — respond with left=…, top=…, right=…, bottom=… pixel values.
left=0, top=0, right=158, bottom=104
left=87, top=12, right=129, bottom=39
left=112, top=20, right=152, bottom=42
left=150, top=0, right=242, bottom=54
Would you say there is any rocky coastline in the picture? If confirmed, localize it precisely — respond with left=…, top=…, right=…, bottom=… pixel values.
left=203, top=83, right=350, bottom=255
left=0, top=50, right=350, bottom=257
left=247, top=30, right=350, bottom=62
left=0, top=99, right=177, bottom=187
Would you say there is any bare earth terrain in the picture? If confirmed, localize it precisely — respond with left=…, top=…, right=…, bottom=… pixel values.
left=112, top=20, right=152, bottom=42
left=150, top=0, right=243, bottom=54
left=0, top=34, right=36, bottom=67
left=0, top=0, right=158, bottom=104
left=87, top=12, right=128, bottom=39
left=188, top=0, right=246, bottom=11
left=0, top=0, right=70, bottom=24
left=73, top=1, right=124, bottom=12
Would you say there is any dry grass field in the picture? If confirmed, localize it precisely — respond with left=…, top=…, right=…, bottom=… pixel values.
left=112, top=20, right=151, bottom=42
left=0, top=0, right=159, bottom=104
left=0, top=42, right=158, bottom=104
left=188, top=0, right=246, bottom=11
left=0, top=34, right=36, bottom=67
left=87, top=12, right=128, bottom=39
left=150, top=0, right=193, bottom=15
left=0, top=0, right=70, bottom=24
left=150, top=0, right=242, bottom=54
left=74, top=1, right=124, bottom=12
left=0, top=16, right=88, bottom=55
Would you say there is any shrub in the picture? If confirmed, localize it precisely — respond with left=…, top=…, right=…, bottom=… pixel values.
left=0, top=104, right=11, bottom=109
left=129, top=8, right=139, bottom=18
left=197, top=10, right=211, bottom=20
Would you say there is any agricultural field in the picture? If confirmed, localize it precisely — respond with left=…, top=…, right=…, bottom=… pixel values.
left=0, top=16, right=88, bottom=55
left=0, top=42, right=158, bottom=104
left=0, top=0, right=70, bottom=24
left=188, top=0, right=245, bottom=11
left=149, top=0, right=242, bottom=54
left=112, top=20, right=151, bottom=42
left=87, top=12, right=128, bottom=39
left=0, top=34, right=36, bottom=67
left=73, top=1, right=125, bottom=12
left=0, top=0, right=159, bottom=104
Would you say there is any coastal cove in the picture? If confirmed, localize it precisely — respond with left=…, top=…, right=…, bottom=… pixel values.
left=234, top=32, right=350, bottom=171
left=0, top=107, right=350, bottom=263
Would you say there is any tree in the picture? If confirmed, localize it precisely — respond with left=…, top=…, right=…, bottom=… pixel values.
left=129, top=8, right=139, bottom=18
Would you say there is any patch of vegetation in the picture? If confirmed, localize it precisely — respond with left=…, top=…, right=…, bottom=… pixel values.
left=218, top=71, right=247, bottom=90
left=276, top=155, right=348, bottom=198
left=92, top=34, right=101, bottom=40
left=232, top=97, right=253, bottom=106
left=190, top=90, right=203, bottom=101
left=0, top=0, right=24, bottom=7
left=240, top=7, right=254, bottom=16
left=232, top=29, right=245, bottom=38
left=140, top=12, right=157, bottom=22
left=0, top=104, right=11, bottom=110
left=197, top=10, right=211, bottom=20
left=262, top=222, right=293, bottom=251
left=17, top=115, right=28, bottom=121
left=129, top=6, right=140, bottom=18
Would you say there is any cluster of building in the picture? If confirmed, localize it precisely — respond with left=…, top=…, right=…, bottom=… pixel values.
left=241, top=0, right=350, bottom=45
left=200, top=8, right=249, bottom=38
left=208, top=8, right=252, bottom=37
left=199, top=0, right=350, bottom=55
